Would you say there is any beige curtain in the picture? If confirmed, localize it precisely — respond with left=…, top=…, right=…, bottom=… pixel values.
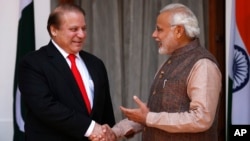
left=52, top=0, right=206, bottom=140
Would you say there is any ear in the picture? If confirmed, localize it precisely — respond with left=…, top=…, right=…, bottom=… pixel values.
left=50, top=26, right=58, bottom=37
left=174, top=25, right=185, bottom=38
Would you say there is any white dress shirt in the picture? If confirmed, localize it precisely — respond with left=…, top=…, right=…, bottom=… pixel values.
left=51, top=40, right=95, bottom=137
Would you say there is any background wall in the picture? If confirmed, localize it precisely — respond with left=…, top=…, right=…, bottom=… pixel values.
left=0, top=1, right=18, bottom=140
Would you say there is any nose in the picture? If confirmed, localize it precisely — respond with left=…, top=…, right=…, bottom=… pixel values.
left=152, top=29, right=157, bottom=38
left=78, top=30, right=86, bottom=38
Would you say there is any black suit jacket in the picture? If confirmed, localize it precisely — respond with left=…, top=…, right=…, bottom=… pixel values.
left=18, top=41, right=115, bottom=141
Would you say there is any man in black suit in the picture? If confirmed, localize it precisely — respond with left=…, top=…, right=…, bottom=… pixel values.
left=18, top=3, right=115, bottom=141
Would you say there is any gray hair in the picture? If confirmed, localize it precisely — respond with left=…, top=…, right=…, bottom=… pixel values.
left=160, top=3, right=200, bottom=38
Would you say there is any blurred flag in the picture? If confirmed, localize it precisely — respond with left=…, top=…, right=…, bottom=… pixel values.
left=13, top=0, right=35, bottom=141
left=228, top=0, right=250, bottom=125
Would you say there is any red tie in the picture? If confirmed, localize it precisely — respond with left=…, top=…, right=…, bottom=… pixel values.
left=68, top=54, right=91, bottom=114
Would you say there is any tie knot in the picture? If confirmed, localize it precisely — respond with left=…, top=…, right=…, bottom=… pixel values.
left=68, top=54, right=76, bottom=63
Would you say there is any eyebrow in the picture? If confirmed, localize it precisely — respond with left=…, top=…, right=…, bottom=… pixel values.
left=156, top=26, right=162, bottom=31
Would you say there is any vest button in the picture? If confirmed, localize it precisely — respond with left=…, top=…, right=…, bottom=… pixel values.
left=167, top=60, right=171, bottom=64
left=159, top=71, right=164, bottom=78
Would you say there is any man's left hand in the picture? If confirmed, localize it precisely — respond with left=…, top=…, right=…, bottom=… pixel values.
left=120, top=96, right=149, bottom=125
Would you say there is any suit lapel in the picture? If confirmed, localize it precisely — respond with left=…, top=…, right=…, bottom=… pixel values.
left=79, top=51, right=99, bottom=114
left=79, top=51, right=98, bottom=87
left=45, top=42, right=87, bottom=109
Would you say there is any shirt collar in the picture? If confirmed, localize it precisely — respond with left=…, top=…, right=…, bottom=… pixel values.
left=51, top=40, right=80, bottom=59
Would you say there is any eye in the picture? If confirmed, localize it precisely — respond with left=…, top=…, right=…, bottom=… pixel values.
left=156, top=26, right=163, bottom=32
left=69, top=28, right=78, bottom=32
left=82, top=27, right=87, bottom=32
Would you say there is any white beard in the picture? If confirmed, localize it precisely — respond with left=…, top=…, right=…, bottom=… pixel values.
left=158, top=31, right=176, bottom=55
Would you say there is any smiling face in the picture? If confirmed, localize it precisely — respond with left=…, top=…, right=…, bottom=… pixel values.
left=152, top=11, right=179, bottom=55
left=51, top=11, right=87, bottom=54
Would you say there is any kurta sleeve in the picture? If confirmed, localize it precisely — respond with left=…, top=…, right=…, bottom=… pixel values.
left=146, top=59, right=222, bottom=133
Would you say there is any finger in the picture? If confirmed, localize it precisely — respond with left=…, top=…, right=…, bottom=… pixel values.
left=121, top=106, right=136, bottom=120
left=88, top=136, right=93, bottom=140
left=120, top=106, right=131, bottom=113
left=102, top=124, right=112, bottom=134
left=133, top=95, right=145, bottom=107
left=89, top=134, right=96, bottom=139
left=101, top=125, right=107, bottom=133
left=90, top=138, right=99, bottom=141
left=89, top=135, right=98, bottom=141
left=120, top=106, right=132, bottom=118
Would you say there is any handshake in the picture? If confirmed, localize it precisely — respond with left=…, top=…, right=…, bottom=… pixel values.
left=88, top=123, right=118, bottom=141
left=89, top=119, right=141, bottom=141
left=89, top=96, right=149, bottom=141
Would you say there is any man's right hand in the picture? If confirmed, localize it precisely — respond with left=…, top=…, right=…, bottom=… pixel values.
left=89, top=124, right=117, bottom=141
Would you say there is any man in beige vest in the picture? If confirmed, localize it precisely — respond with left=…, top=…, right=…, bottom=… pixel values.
left=90, top=3, right=222, bottom=141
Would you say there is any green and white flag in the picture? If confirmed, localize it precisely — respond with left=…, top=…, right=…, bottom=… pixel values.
left=13, top=0, right=35, bottom=140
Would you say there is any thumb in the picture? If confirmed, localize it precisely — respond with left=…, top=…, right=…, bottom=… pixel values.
left=133, top=95, right=145, bottom=108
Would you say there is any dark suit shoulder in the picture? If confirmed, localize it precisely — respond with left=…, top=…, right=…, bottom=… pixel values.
left=19, top=49, right=42, bottom=66
left=21, top=41, right=61, bottom=62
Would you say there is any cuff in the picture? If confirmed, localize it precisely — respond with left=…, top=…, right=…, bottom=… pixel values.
left=84, top=120, right=95, bottom=137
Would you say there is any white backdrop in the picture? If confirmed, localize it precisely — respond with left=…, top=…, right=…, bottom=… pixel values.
left=0, top=1, right=49, bottom=140
left=0, top=1, right=18, bottom=140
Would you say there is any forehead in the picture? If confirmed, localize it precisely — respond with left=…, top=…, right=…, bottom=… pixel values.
left=60, top=11, right=86, bottom=25
left=61, top=11, right=84, bottom=20
left=157, top=11, right=171, bottom=24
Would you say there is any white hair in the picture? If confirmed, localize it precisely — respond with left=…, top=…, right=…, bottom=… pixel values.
left=160, top=3, right=200, bottom=38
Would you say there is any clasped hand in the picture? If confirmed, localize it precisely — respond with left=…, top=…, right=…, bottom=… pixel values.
left=89, top=96, right=148, bottom=141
